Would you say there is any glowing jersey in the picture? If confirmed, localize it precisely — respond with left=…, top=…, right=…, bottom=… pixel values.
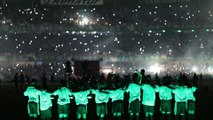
left=186, top=87, right=197, bottom=101
left=92, top=89, right=110, bottom=104
left=141, top=84, right=156, bottom=106
left=109, top=88, right=125, bottom=102
left=39, top=90, right=53, bottom=111
left=72, top=90, right=90, bottom=105
left=126, top=83, right=141, bottom=103
left=156, top=86, right=172, bottom=100
left=172, top=86, right=188, bottom=102
left=53, top=87, right=72, bottom=105
left=24, top=86, right=41, bottom=103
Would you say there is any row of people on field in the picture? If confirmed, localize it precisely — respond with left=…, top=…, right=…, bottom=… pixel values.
left=24, top=70, right=197, bottom=120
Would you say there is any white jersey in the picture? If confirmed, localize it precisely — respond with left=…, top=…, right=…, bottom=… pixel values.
left=141, top=84, right=156, bottom=106
left=24, top=86, right=41, bottom=103
left=92, top=89, right=110, bottom=104
left=126, top=83, right=141, bottom=103
left=186, top=87, right=197, bottom=101
left=172, top=86, right=188, bottom=102
left=156, top=86, right=173, bottom=100
left=53, top=87, right=72, bottom=105
left=39, top=90, right=53, bottom=111
left=109, top=88, right=125, bottom=102
left=72, top=90, right=90, bottom=105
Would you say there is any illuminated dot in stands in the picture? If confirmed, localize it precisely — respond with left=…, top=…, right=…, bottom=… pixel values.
left=177, top=30, right=182, bottom=33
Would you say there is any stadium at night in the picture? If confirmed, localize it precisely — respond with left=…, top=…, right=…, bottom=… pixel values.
left=0, top=0, right=213, bottom=120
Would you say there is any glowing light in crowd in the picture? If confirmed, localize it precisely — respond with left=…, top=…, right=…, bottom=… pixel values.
left=82, top=17, right=89, bottom=25
left=149, top=63, right=161, bottom=74
left=77, top=16, right=91, bottom=26
left=192, top=66, right=198, bottom=72
left=101, top=68, right=113, bottom=74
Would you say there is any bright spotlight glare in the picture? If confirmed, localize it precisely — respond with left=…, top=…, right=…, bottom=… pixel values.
left=101, top=68, right=113, bottom=74
left=207, top=67, right=213, bottom=73
left=192, top=66, right=198, bottom=72
left=149, top=64, right=161, bottom=74
left=79, top=17, right=89, bottom=26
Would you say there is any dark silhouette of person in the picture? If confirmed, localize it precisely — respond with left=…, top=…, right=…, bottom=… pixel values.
left=192, top=73, right=198, bottom=87
left=13, top=73, right=19, bottom=91
left=41, top=74, right=48, bottom=89
left=199, top=73, right=202, bottom=86
left=154, top=73, right=160, bottom=85
left=50, top=73, right=55, bottom=83
left=25, top=74, right=30, bottom=86
left=19, top=72, right=25, bottom=91
left=140, top=69, right=146, bottom=84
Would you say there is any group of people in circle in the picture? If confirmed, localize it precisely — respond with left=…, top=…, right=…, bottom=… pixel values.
left=24, top=69, right=197, bottom=120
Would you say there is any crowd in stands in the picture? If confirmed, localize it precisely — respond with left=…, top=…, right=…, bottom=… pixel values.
left=0, top=1, right=213, bottom=62
left=0, top=1, right=213, bottom=75
left=0, top=2, right=213, bottom=32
